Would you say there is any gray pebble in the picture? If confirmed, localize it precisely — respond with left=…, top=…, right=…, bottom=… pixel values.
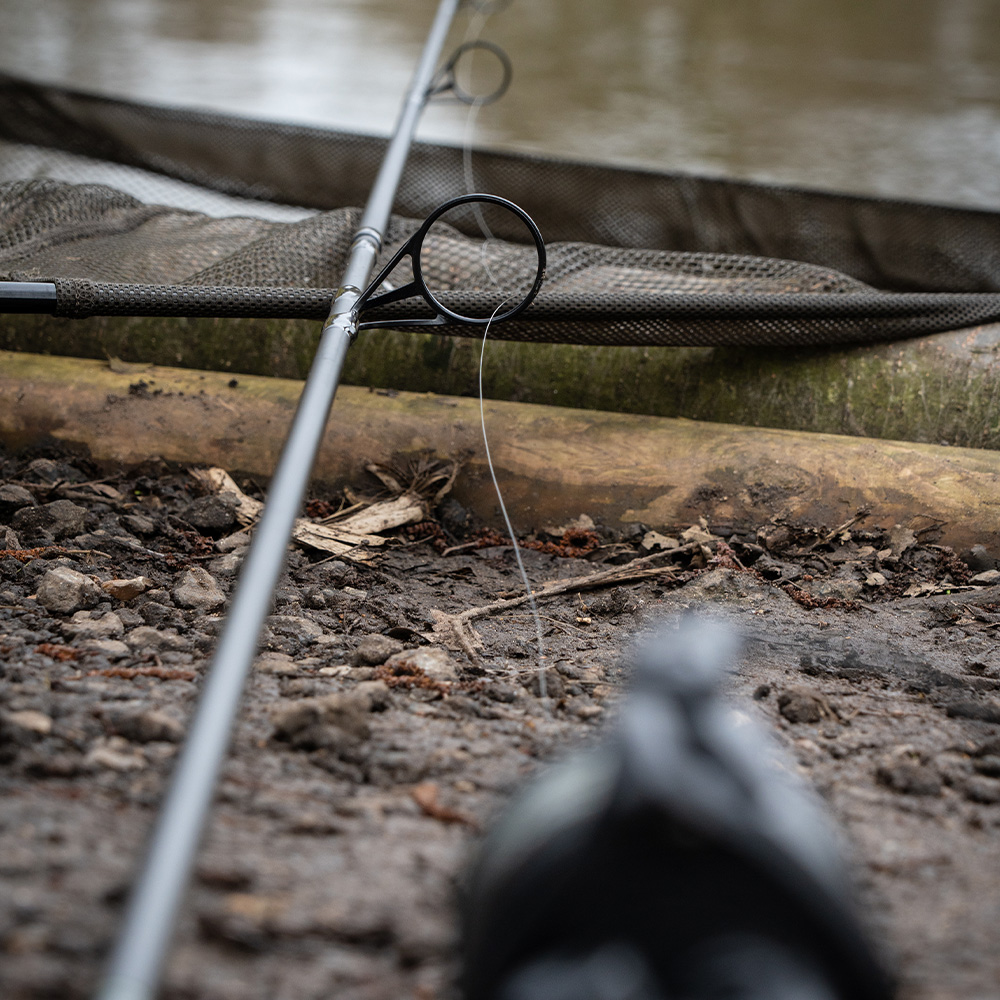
left=181, top=494, right=239, bottom=532
left=125, top=626, right=191, bottom=653
left=383, top=646, right=459, bottom=681
left=173, top=567, right=226, bottom=611
left=12, top=499, right=87, bottom=540
left=36, top=567, right=103, bottom=614
left=63, top=611, right=125, bottom=640
left=0, top=483, right=35, bottom=511
left=109, top=708, right=185, bottom=744
left=350, top=634, right=405, bottom=666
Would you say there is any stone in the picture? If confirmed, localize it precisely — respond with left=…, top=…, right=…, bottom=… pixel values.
left=483, top=681, right=518, bottom=703
left=0, top=525, right=22, bottom=550
left=80, top=639, right=130, bottom=660
left=63, top=611, right=125, bottom=640
left=1, top=709, right=53, bottom=741
left=172, top=566, right=226, bottom=610
left=876, top=749, right=942, bottom=797
left=121, top=513, right=157, bottom=536
left=12, top=499, right=87, bottom=540
left=85, top=738, right=147, bottom=772
left=383, top=646, right=459, bottom=681
left=945, top=699, right=1000, bottom=724
left=524, top=667, right=566, bottom=699
left=962, top=544, right=998, bottom=573
left=208, top=552, right=244, bottom=577
left=975, top=736, right=1000, bottom=757
left=270, top=691, right=371, bottom=751
left=25, top=457, right=79, bottom=484
left=354, top=680, right=392, bottom=711
left=962, top=776, right=1000, bottom=805
left=255, top=651, right=300, bottom=676
left=24, top=752, right=88, bottom=778
left=971, top=569, right=1000, bottom=585
left=972, top=756, right=1000, bottom=778
left=757, top=524, right=792, bottom=553
left=588, top=586, right=633, bottom=616
left=181, top=494, right=239, bottom=533
left=109, top=708, right=184, bottom=743
left=125, top=626, right=191, bottom=653
left=777, top=687, right=832, bottom=724
left=0, top=483, right=35, bottom=512
left=350, top=634, right=405, bottom=667
left=35, top=567, right=103, bottom=614
left=116, top=607, right=144, bottom=627
left=216, top=531, right=251, bottom=553
left=266, top=615, right=324, bottom=644
left=811, top=576, right=864, bottom=601
left=195, top=863, right=254, bottom=891
left=102, top=576, right=154, bottom=601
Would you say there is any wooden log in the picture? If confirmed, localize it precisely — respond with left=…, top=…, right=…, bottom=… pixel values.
left=5, top=313, right=1000, bottom=449
left=1, top=349, right=998, bottom=553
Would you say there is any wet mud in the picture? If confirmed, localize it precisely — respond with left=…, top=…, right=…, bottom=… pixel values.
left=1, top=444, right=999, bottom=1000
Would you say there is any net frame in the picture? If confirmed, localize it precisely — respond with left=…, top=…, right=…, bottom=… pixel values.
left=3, top=71, right=1000, bottom=347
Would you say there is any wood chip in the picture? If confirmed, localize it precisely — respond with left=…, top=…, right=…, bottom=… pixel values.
left=189, top=468, right=428, bottom=561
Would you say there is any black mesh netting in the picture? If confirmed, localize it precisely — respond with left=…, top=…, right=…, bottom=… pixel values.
left=3, top=72, right=1000, bottom=347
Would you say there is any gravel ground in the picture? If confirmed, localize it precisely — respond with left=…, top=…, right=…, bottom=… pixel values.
left=2, top=444, right=1000, bottom=1000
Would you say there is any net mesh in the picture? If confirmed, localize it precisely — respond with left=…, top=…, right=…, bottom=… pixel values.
left=3, top=72, right=1000, bottom=348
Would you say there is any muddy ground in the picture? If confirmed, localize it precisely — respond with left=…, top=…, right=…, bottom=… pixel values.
left=1, top=443, right=1000, bottom=1000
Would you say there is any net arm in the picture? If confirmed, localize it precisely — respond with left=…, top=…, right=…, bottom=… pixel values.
left=0, top=281, right=57, bottom=313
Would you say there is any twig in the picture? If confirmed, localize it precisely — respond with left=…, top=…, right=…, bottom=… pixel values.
left=802, top=507, right=871, bottom=552
left=440, top=539, right=481, bottom=557
left=429, top=545, right=694, bottom=660
left=0, top=547, right=112, bottom=563
left=506, top=613, right=591, bottom=636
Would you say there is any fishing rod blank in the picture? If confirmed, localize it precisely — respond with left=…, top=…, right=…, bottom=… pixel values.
left=91, top=2, right=542, bottom=998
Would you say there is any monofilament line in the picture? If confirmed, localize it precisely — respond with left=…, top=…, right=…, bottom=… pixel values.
left=459, top=6, right=546, bottom=695
left=479, top=308, right=547, bottom=698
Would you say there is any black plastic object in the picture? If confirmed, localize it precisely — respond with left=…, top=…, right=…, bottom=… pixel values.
left=461, top=620, right=895, bottom=1000
left=356, top=193, right=546, bottom=329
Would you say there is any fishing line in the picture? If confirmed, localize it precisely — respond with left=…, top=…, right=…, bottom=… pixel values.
left=455, top=3, right=494, bottom=200
left=457, top=4, right=547, bottom=696
left=478, top=304, right=548, bottom=698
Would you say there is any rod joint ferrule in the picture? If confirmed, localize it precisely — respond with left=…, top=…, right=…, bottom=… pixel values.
left=351, top=227, right=382, bottom=253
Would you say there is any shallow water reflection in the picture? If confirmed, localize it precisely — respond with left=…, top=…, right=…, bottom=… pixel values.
left=0, top=0, right=998, bottom=208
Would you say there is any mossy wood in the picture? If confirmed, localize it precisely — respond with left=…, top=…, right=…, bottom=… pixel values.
left=3, top=314, right=1000, bottom=449
left=2, top=350, right=997, bottom=553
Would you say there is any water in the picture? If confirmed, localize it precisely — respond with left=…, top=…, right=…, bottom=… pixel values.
left=1, top=0, right=999, bottom=209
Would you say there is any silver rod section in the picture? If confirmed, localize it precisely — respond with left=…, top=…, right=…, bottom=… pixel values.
left=359, top=0, right=462, bottom=241
left=0, top=280, right=58, bottom=313
left=95, top=3, right=461, bottom=998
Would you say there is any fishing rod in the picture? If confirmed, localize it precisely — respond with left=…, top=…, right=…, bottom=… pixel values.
left=94, top=3, right=544, bottom=998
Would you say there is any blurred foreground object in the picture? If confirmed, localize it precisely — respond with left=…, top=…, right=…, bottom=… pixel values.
left=461, top=621, right=895, bottom=1000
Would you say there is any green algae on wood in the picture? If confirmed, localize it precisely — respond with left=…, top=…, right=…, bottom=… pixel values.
left=4, top=312, right=1000, bottom=449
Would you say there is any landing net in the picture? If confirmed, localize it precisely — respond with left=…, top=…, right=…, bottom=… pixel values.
left=3, top=73, right=1000, bottom=347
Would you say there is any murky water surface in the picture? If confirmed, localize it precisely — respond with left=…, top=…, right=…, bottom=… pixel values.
left=1, top=0, right=999, bottom=208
